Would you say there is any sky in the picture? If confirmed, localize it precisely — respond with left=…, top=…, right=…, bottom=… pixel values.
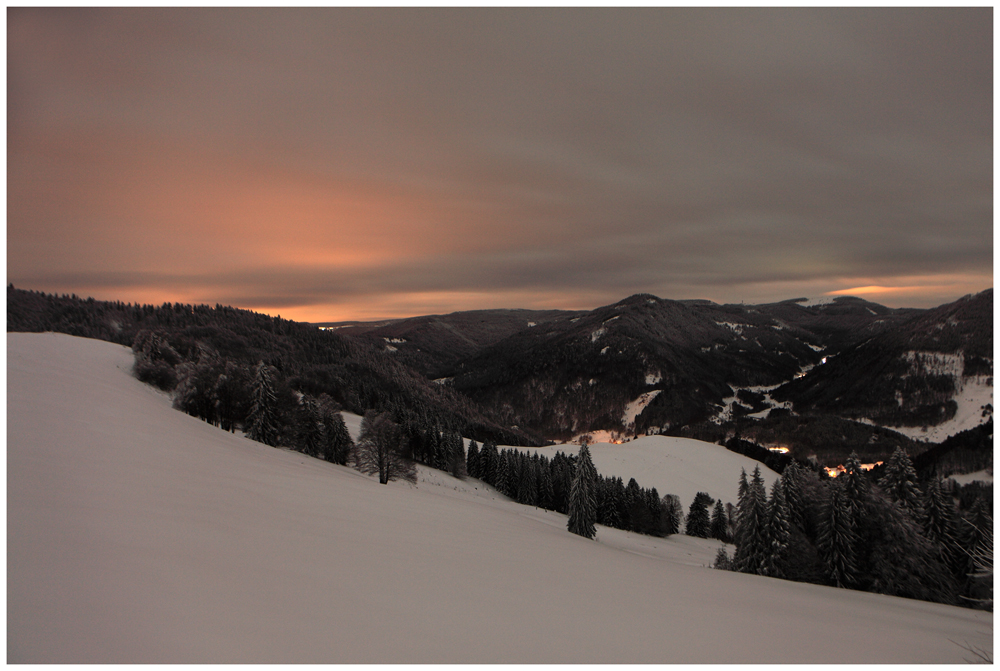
left=7, top=7, right=993, bottom=323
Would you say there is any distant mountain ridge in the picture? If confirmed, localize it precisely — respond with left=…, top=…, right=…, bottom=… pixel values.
left=328, top=290, right=992, bottom=466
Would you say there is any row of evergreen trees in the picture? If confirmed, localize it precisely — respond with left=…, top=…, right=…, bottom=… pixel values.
left=719, top=448, right=992, bottom=609
left=465, top=439, right=678, bottom=538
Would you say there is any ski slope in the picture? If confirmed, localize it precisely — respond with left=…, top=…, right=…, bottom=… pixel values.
left=7, top=333, right=992, bottom=663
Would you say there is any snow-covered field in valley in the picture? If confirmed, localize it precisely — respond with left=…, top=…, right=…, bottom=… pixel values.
left=512, top=436, right=781, bottom=510
left=8, top=333, right=993, bottom=663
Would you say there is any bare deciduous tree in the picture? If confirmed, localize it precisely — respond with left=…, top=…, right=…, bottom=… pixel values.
left=354, top=411, right=416, bottom=485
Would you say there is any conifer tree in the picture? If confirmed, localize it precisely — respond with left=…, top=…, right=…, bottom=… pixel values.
left=661, top=495, right=682, bottom=536
left=817, top=481, right=858, bottom=588
left=879, top=446, right=923, bottom=520
left=246, top=361, right=278, bottom=446
left=466, top=439, right=480, bottom=479
left=841, top=452, right=868, bottom=517
left=710, top=499, right=730, bottom=542
left=686, top=492, right=713, bottom=538
left=448, top=431, right=466, bottom=479
left=923, top=475, right=959, bottom=570
left=762, top=478, right=791, bottom=578
left=322, top=408, right=353, bottom=465
left=497, top=449, right=512, bottom=496
left=567, top=443, right=598, bottom=539
left=733, top=466, right=768, bottom=574
left=781, top=461, right=805, bottom=530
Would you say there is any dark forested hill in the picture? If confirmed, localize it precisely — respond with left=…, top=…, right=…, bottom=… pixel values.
left=6, top=286, right=539, bottom=446
left=771, top=289, right=993, bottom=428
left=317, top=308, right=581, bottom=379
left=436, top=293, right=922, bottom=440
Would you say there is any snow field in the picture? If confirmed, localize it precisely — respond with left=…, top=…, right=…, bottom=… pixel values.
left=7, top=333, right=992, bottom=663
left=511, top=436, right=780, bottom=509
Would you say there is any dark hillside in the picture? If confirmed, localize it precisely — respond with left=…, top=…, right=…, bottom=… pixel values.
left=7, top=286, right=538, bottom=446
left=771, top=290, right=993, bottom=428
left=449, top=293, right=918, bottom=439
left=320, top=308, right=580, bottom=379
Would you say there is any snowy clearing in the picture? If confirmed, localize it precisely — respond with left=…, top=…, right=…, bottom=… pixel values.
left=7, top=333, right=992, bottom=663
left=514, top=435, right=780, bottom=508
left=880, top=374, right=993, bottom=443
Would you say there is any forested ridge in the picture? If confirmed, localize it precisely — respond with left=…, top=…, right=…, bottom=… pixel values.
left=7, top=285, right=538, bottom=448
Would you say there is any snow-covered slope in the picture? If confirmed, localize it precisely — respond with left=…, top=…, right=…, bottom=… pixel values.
left=8, top=333, right=992, bottom=663
left=513, top=437, right=780, bottom=508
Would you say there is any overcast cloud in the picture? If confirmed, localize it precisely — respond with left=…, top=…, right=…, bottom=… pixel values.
left=7, top=8, right=992, bottom=321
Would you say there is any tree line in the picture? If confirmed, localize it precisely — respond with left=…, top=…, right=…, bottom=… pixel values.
left=715, top=448, right=992, bottom=610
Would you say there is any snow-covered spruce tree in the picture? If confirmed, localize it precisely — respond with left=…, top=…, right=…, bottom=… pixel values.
left=922, top=475, right=959, bottom=570
left=661, top=494, right=682, bottom=536
left=296, top=395, right=322, bottom=458
left=246, top=361, right=279, bottom=446
left=781, top=460, right=805, bottom=530
left=958, top=503, right=993, bottom=609
left=465, top=439, right=480, bottom=479
left=354, top=410, right=416, bottom=485
left=714, top=547, right=732, bottom=571
left=733, top=466, right=769, bottom=574
left=817, top=480, right=858, bottom=588
left=710, top=499, right=730, bottom=542
left=685, top=492, right=713, bottom=538
left=567, top=443, right=598, bottom=539
left=447, top=431, right=466, bottom=479
left=879, top=446, right=923, bottom=521
left=841, top=452, right=868, bottom=517
left=762, top=478, right=791, bottom=578
left=321, top=407, right=353, bottom=465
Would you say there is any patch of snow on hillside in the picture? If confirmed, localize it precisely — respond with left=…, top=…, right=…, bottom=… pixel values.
left=600, top=346, right=609, bottom=355
left=901, top=350, right=965, bottom=378
left=385, top=345, right=398, bottom=352
left=604, top=316, right=620, bottom=324
left=715, top=322, right=745, bottom=335
left=432, top=377, right=453, bottom=386
left=881, top=374, right=993, bottom=443
left=623, top=390, right=661, bottom=429
left=799, top=296, right=837, bottom=307
left=948, top=469, right=993, bottom=485
left=383, top=337, right=406, bottom=344
left=527, top=321, right=536, bottom=327
left=713, top=383, right=790, bottom=424
left=645, top=371, right=662, bottom=385
left=513, top=435, right=780, bottom=508
left=591, top=328, right=606, bottom=343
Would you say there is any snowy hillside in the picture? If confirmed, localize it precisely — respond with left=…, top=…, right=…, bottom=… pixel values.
left=8, top=333, right=992, bottom=663
left=511, top=437, right=780, bottom=509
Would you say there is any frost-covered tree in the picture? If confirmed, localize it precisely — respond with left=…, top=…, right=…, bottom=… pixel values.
left=879, top=446, right=923, bottom=520
left=817, top=481, right=858, bottom=588
left=246, top=361, right=279, bottom=446
left=686, top=492, right=713, bottom=539
left=466, top=439, right=480, bottom=479
left=710, top=499, right=730, bottom=542
left=354, top=411, right=416, bottom=485
left=661, top=494, right=682, bottom=536
left=321, top=406, right=353, bottom=465
left=733, top=466, right=768, bottom=574
left=567, top=443, right=598, bottom=539
left=923, top=475, right=959, bottom=571
left=781, top=460, right=805, bottom=530
left=713, top=547, right=732, bottom=571
left=762, top=478, right=791, bottom=578
left=841, top=452, right=868, bottom=516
